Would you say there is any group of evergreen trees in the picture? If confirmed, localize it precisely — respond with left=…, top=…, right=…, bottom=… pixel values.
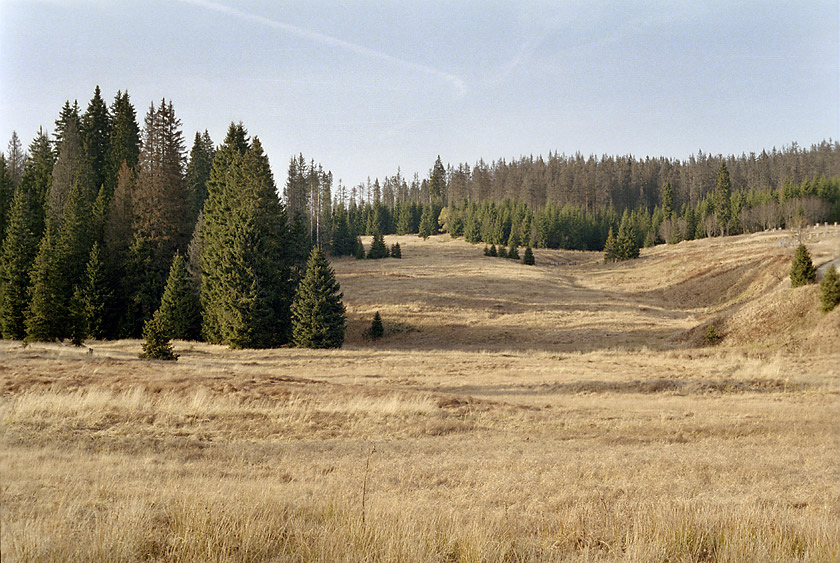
left=789, top=243, right=840, bottom=313
left=0, top=87, right=345, bottom=351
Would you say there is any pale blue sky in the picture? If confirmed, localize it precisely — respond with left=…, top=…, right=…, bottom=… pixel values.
left=1, top=0, right=837, bottom=188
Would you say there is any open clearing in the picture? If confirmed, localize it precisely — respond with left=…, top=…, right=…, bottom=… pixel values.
left=2, top=229, right=839, bottom=561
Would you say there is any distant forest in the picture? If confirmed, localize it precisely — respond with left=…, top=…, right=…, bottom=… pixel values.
left=1, top=86, right=838, bottom=345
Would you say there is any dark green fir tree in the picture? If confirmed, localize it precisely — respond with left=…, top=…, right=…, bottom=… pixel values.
left=790, top=244, right=817, bottom=288
left=713, top=162, right=732, bottom=236
left=367, top=231, right=388, bottom=259
left=25, top=230, right=62, bottom=342
left=291, top=247, right=346, bottom=349
left=139, top=314, right=178, bottom=360
left=78, top=242, right=111, bottom=340
left=615, top=211, right=640, bottom=260
left=0, top=189, right=40, bottom=339
left=523, top=246, right=535, bottom=265
left=418, top=204, right=436, bottom=239
left=366, top=311, right=384, bottom=340
left=819, top=264, right=839, bottom=313
left=201, top=130, right=294, bottom=348
left=156, top=251, right=202, bottom=340
left=390, top=242, right=401, bottom=258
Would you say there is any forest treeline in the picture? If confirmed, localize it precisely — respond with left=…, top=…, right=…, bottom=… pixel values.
left=0, top=87, right=342, bottom=347
left=1, top=86, right=838, bottom=346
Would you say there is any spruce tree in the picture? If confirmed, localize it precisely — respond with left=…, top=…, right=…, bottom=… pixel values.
left=156, top=252, right=201, bottom=340
left=330, top=202, right=355, bottom=257
left=713, top=162, right=732, bottom=236
left=25, top=230, right=62, bottom=342
left=6, top=131, right=26, bottom=187
left=106, top=91, right=141, bottom=195
left=18, top=130, right=55, bottom=238
left=790, top=244, right=817, bottom=288
left=0, top=155, right=13, bottom=240
left=662, top=181, right=674, bottom=219
left=80, top=85, right=112, bottom=194
left=201, top=131, right=294, bottom=348
left=139, top=314, right=178, bottom=361
left=603, top=227, right=618, bottom=262
left=186, top=130, right=214, bottom=222
left=488, top=243, right=498, bottom=257
left=78, top=242, right=111, bottom=340
left=615, top=212, right=640, bottom=260
left=291, top=247, right=346, bottom=349
left=418, top=204, right=436, bottom=239
left=131, top=99, right=190, bottom=330
left=390, top=242, right=401, bottom=258
left=53, top=101, right=80, bottom=156
left=0, top=189, right=39, bottom=339
left=366, top=311, right=384, bottom=340
left=67, top=288, right=87, bottom=346
left=498, top=245, right=508, bottom=258
left=367, top=231, right=388, bottom=259
left=523, top=246, right=535, bottom=265
left=49, top=118, right=86, bottom=225
left=508, top=242, right=520, bottom=259
left=819, top=264, right=840, bottom=313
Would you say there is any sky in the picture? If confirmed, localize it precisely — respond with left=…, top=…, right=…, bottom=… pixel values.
left=1, top=0, right=838, bottom=189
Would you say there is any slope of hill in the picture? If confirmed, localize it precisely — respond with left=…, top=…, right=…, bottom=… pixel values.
left=337, top=226, right=840, bottom=354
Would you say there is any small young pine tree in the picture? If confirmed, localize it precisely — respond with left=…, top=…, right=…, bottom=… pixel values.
left=390, top=242, right=401, bottom=258
left=820, top=264, right=839, bottom=312
left=790, top=244, right=817, bottom=288
left=523, top=246, right=535, bottom=265
left=139, top=314, right=178, bottom=360
left=488, top=244, right=498, bottom=257
left=366, top=311, right=384, bottom=340
left=418, top=205, right=436, bottom=239
left=367, top=232, right=388, bottom=259
left=291, top=248, right=346, bottom=348
left=616, top=215, right=640, bottom=260
left=508, top=243, right=519, bottom=259
left=603, top=227, right=618, bottom=263
left=497, top=245, right=508, bottom=258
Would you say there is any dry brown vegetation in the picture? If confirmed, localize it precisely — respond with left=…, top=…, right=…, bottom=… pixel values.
left=2, top=229, right=839, bottom=562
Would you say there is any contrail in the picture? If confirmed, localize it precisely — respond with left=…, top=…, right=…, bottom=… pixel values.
left=179, top=0, right=467, bottom=97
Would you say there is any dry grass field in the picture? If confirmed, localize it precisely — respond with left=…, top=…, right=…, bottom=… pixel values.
left=2, top=228, right=839, bottom=561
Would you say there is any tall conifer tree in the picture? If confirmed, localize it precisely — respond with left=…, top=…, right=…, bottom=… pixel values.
left=186, top=130, right=215, bottom=222
left=80, top=85, right=112, bottom=194
left=201, top=129, right=294, bottom=348
left=106, top=91, right=140, bottom=196
left=0, top=156, right=11, bottom=240
left=129, top=99, right=189, bottom=333
left=713, top=163, right=732, bottom=236
left=0, top=189, right=40, bottom=339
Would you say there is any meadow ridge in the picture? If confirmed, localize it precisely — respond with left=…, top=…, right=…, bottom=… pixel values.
left=1, top=229, right=839, bottom=562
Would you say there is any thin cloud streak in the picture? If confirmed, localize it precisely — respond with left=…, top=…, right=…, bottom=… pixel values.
left=178, top=0, right=468, bottom=97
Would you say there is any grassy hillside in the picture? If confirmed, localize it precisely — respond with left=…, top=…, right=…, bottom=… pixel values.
left=1, top=228, right=838, bottom=562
